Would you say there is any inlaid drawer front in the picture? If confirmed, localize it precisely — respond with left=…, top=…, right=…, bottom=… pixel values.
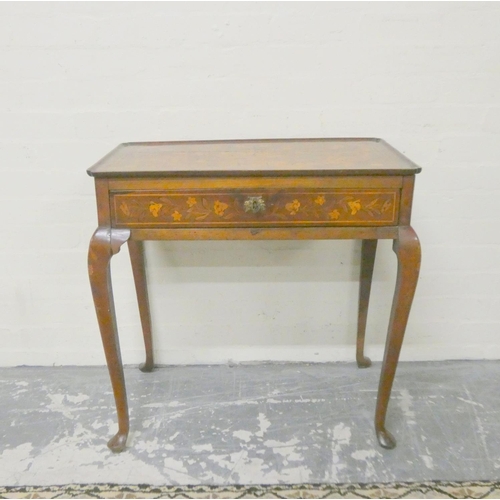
left=111, top=190, right=399, bottom=227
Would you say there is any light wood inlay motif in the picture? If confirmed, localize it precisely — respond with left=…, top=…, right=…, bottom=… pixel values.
left=112, top=190, right=399, bottom=227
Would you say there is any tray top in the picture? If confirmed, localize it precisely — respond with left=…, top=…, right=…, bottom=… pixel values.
left=87, top=138, right=421, bottom=178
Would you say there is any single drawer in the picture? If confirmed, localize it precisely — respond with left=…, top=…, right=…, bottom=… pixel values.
left=111, top=188, right=399, bottom=228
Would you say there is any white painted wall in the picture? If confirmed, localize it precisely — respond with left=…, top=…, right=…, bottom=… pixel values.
left=1, top=2, right=499, bottom=366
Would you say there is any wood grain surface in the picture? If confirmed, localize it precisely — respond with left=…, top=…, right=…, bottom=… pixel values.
left=88, top=138, right=421, bottom=178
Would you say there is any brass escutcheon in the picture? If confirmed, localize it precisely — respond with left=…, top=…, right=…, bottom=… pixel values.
left=244, top=196, right=266, bottom=214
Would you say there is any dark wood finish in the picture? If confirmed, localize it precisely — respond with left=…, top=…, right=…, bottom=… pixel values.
left=357, top=239, right=378, bottom=368
left=128, top=240, right=154, bottom=373
left=375, top=226, right=421, bottom=449
left=129, top=226, right=400, bottom=241
left=399, top=175, right=416, bottom=226
left=87, top=138, right=422, bottom=452
left=108, top=176, right=404, bottom=190
left=88, top=138, right=421, bottom=178
left=94, top=178, right=111, bottom=226
left=88, top=227, right=131, bottom=453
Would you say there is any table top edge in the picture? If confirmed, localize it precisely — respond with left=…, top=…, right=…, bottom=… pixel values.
left=87, top=137, right=422, bottom=178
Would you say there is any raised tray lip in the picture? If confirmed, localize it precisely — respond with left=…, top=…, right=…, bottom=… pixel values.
left=87, top=137, right=422, bottom=178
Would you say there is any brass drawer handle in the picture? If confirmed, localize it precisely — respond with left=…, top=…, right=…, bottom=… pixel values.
left=244, top=196, right=266, bottom=214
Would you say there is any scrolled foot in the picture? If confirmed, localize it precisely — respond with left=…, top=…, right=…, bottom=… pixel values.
left=356, top=355, right=372, bottom=368
left=139, top=360, right=155, bottom=373
left=107, top=432, right=128, bottom=453
left=376, top=427, right=397, bottom=449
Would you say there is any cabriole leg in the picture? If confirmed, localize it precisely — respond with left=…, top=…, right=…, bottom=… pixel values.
left=375, top=226, right=421, bottom=449
left=88, top=227, right=131, bottom=452
left=128, top=239, right=155, bottom=372
left=357, top=239, right=377, bottom=368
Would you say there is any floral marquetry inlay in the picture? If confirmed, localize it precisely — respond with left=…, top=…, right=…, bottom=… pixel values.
left=213, top=200, right=229, bottom=216
left=285, top=199, right=301, bottom=216
left=112, top=189, right=398, bottom=227
left=148, top=202, right=163, bottom=217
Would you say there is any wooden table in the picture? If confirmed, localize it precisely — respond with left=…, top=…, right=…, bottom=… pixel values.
left=87, top=138, right=421, bottom=453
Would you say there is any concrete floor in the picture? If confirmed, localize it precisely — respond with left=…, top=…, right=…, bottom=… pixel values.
left=1, top=361, right=499, bottom=486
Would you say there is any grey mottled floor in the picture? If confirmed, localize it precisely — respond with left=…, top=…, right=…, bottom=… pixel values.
left=1, top=361, right=500, bottom=486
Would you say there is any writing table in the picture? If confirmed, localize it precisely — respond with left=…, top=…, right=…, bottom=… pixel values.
left=87, top=138, right=421, bottom=453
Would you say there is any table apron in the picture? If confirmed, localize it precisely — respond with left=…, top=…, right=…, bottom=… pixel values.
left=128, top=226, right=399, bottom=240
